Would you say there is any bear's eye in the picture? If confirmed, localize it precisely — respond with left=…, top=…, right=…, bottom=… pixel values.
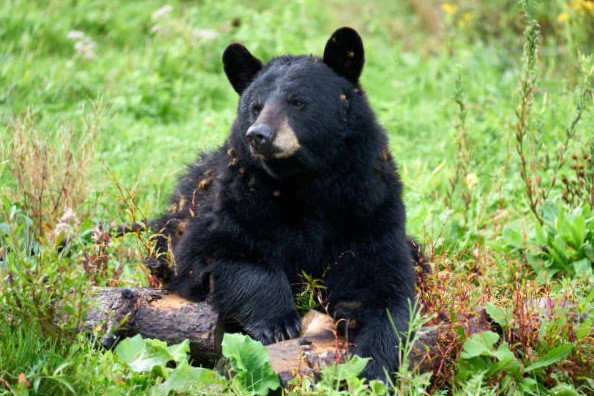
left=288, top=97, right=305, bottom=109
left=251, top=102, right=262, bottom=116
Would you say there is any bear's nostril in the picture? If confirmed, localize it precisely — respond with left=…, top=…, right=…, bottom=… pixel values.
left=248, top=133, right=264, bottom=144
left=246, top=124, right=273, bottom=149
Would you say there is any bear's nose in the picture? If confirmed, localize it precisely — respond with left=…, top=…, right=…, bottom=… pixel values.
left=246, top=124, right=274, bottom=153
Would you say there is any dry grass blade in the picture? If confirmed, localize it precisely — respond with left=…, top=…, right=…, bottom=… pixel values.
left=2, top=105, right=103, bottom=240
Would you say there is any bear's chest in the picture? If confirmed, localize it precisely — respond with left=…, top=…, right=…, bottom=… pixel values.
left=231, top=203, right=338, bottom=275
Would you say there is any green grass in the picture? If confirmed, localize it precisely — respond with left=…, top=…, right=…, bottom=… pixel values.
left=1, top=0, right=594, bottom=394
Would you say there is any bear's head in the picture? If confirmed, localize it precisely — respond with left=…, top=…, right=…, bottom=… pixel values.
left=223, top=27, right=377, bottom=180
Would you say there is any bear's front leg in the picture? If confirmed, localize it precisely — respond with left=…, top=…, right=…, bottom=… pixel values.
left=210, top=261, right=301, bottom=345
left=350, top=301, right=412, bottom=382
left=325, top=248, right=415, bottom=382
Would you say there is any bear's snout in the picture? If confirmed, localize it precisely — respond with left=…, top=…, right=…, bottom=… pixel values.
left=247, top=123, right=275, bottom=155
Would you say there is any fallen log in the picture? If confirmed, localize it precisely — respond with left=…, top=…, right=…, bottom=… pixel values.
left=84, top=288, right=493, bottom=381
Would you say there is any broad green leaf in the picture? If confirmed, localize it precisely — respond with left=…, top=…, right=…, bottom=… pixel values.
left=524, top=343, right=573, bottom=372
left=369, top=379, right=388, bottom=395
left=491, top=342, right=515, bottom=363
left=320, top=355, right=370, bottom=383
left=115, top=335, right=178, bottom=373
left=542, top=202, right=559, bottom=226
left=573, top=258, right=593, bottom=277
left=221, top=333, right=280, bottom=395
left=222, top=333, right=271, bottom=372
left=167, top=339, right=190, bottom=365
left=503, top=228, right=524, bottom=248
left=485, top=303, right=512, bottom=330
left=156, top=361, right=225, bottom=395
left=490, top=342, right=521, bottom=377
left=336, top=355, right=369, bottom=379
left=115, top=334, right=146, bottom=363
left=459, top=331, right=499, bottom=359
left=233, top=369, right=281, bottom=396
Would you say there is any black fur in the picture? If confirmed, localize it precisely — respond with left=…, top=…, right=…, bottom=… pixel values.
left=148, top=27, right=416, bottom=382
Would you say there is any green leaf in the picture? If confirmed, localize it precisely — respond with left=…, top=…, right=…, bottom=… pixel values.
left=459, top=331, right=499, bottom=359
left=573, top=258, right=593, bottom=278
left=234, top=368, right=280, bottom=396
left=221, top=333, right=271, bottom=372
left=548, top=382, right=580, bottom=396
left=542, top=202, right=559, bottom=226
left=156, top=361, right=225, bottom=395
left=584, top=244, right=594, bottom=262
left=491, top=342, right=515, bottom=363
left=551, top=237, right=570, bottom=263
left=320, top=355, right=370, bottom=383
left=519, top=377, right=539, bottom=394
left=369, top=379, right=388, bottom=395
left=576, top=317, right=594, bottom=340
left=570, top=212, right=586, bottom=248
left=337, top=355, right=369, bottom=379
left=534, top=220, right=547, bottom=245
left=485, top=303, right=513, bottom=330
left=490, top=342, right=521, bottom=377
left=524, top=343, right=573, bottom=372
left=503, top=228, right=524, bottom=247
left=166, top=339, right=190, bottom=365
left=221, top=333, right=280, bottom=395
left=115, top=335, right=146, bottom=364
left=115, top=335, right=182, bottom=374
left=456, top=357, right=491, bottom=381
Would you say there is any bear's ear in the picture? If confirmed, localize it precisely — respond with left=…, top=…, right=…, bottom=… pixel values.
left=222, top=43, right=263, bottom=95
left=323, top=27, right=365, bottom=85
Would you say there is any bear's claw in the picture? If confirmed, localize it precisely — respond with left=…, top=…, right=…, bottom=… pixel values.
left=247, top=312, right=301, bottom=345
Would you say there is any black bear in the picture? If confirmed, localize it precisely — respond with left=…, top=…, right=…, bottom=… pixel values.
left=147, top=27, right=416, bottom=381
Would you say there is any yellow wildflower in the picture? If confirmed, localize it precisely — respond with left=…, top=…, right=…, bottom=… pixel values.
left=557, top=12, right=570, bottom=22
left=458, top=12, right=475, bottom=27
left=466, top=173, right=478, bottom=188
left=442, top=3, right=459, bottom=16
left=570, top=0, right=594, bottom=14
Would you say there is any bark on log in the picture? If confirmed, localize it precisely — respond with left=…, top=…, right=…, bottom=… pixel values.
left=84, top=288, right=222, bottom=366
left=83, top=288, right=499, bottom=382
